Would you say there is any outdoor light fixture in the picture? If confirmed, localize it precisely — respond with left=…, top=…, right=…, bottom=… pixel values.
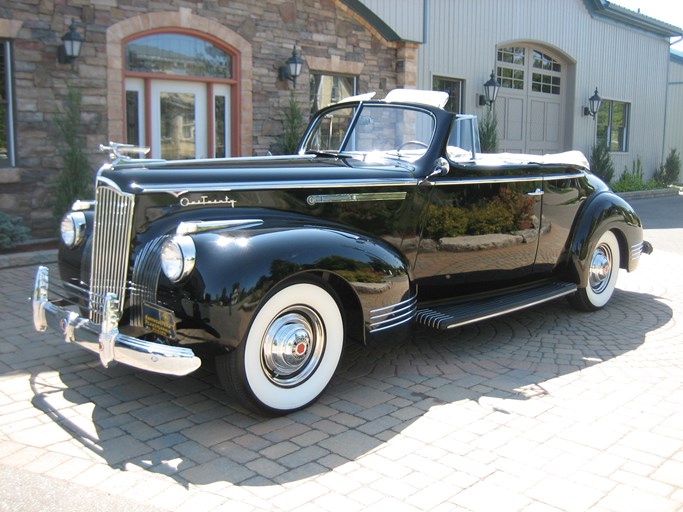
left=279, top=46, right=305, bottom=88
left=583, top=87, right=602, bottom=117
left=478, top=70, right=501, bottom=107
left=58, top=19, right=83, bottom=65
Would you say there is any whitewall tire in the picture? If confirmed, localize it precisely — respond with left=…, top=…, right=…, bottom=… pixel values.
left=570, top=230, right=620, bottom=311
left=218, top=280, right=344, bottom=415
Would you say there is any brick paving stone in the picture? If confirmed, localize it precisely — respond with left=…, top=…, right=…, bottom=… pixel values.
left=2, top=202, right=683, bottom=510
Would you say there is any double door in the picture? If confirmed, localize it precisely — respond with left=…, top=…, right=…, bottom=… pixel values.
left=126, top=78, right=231, bottom=159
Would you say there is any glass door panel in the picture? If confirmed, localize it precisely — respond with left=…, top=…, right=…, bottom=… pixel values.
left=151, top=80, right=206, bottom=159
left=213, top=84, right=231, bottom=158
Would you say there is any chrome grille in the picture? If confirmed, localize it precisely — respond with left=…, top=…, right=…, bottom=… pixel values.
left=130, top=236, right=166, bottom=327
left=89, top=184, right=135, bottom=324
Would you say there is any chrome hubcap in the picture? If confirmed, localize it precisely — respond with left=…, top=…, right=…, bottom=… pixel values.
left=589, top=243, right=612, bottom=294
left=261, top=307, right=324, bottom=387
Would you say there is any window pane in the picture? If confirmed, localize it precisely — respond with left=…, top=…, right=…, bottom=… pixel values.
left=497, top=66, right=524, bottom=90
left=310, top=74, right=356, bottom=113
left=532, top=50, right=561, bottom=72
left=0, top=41, right=9, bottom=165
left=611, top=102, right=628, bottom=152
left=433, top=76, right=463, bottom=113
left=531, top=72, right=560, bottom=94
left=305, top=106, right=356, bottom=151
left=596, top=100, right=629, bottom=152
left=126, top=90, right=140, bottom=145
left=126, top=34, right=232, bottom=79
left=160, top=92, right=195, bottom=159
left=215, top=95, right=226, bottom=158
left=596, top=103, right=609, bottom=147
left=497, top=47, right=525, bottom=65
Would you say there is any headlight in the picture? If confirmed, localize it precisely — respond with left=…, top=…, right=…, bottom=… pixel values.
left=160, top=236, right=196, bottom=282
left=60, top=212, right=86, bottom=248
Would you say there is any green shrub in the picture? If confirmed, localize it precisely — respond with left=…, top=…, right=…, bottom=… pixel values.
left=611, top=156, right=659, bottom=192
left=653, top=148, right=681, bottom=186
left=478, top=108, right=498, bottom=153
left=0, top=213, right=29, bottom=249
left=589, top=142, right=615, bottom=184
left=53, top=86, right=92, bottom=219
left=278, top=92, right=306, bottom=155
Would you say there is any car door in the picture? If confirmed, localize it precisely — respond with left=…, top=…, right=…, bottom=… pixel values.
left=413, top=162, right=543, bottom=299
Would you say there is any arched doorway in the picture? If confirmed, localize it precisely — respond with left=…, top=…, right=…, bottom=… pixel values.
left=494, top=45, right=569, bottom=155
left=124, top=32, right=235, bottom=159
left=106, top=11, right=253, bottom=157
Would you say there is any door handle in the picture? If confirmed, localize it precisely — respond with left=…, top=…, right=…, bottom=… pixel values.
left=527, top=188, right=544, bottom=197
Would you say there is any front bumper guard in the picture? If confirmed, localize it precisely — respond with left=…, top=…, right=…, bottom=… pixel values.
left=32, top=266, right=201, bottom=377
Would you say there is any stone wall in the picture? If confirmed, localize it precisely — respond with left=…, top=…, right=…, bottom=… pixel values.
left=0, top=0, right=413, bottom=239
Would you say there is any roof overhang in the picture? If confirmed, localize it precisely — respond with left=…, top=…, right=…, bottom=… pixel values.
left=583, top=0, right=682, bottom=38
left=339, top=0, right=404, bottom=42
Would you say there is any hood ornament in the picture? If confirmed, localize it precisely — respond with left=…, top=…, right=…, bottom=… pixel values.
left=99, top=142, right=151, bottom=162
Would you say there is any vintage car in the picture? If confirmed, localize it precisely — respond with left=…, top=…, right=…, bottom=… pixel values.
left=32, top=89, right=652, bottom=414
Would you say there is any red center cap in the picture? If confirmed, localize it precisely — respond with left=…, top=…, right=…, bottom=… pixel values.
left=295, top=342, right=307, bottom=355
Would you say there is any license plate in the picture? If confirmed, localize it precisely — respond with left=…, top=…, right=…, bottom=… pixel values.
left=143, top=302, right=177, bottom=339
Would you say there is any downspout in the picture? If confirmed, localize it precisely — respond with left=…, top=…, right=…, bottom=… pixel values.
left=423, top=0, right=428, bottom=45
left=663, top=35, right=683, bottom=161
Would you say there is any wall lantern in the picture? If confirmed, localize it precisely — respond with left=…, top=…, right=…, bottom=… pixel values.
left=583, top=87, right=602, bottom=118
left=478, top=70, right=501, bottom=107
left=279, top=46, right=305, bottom=88
left=58, top=19, right=83, bottom=64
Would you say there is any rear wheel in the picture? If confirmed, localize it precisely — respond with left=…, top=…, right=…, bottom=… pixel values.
left=569, top=230, right=620, bottom=311
left=217, top=280, right=344, bottom=415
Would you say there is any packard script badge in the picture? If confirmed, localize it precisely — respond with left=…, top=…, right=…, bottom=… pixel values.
left=180, top=195, right=237, bottom=208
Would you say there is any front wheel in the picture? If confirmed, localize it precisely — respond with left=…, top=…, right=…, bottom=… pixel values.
left=569, top=230, right=620, bottom=311
left=217, top=280, right=345, bottom=415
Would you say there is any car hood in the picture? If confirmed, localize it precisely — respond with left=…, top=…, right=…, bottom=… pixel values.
left=98, top=154, right=418, bottom=195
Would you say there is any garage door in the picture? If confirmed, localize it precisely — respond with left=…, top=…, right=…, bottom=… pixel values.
left=494, top=46, right=565, bottom=155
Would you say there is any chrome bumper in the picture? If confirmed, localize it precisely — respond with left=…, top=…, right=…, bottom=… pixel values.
left=32, top=266, right=201, bottom=377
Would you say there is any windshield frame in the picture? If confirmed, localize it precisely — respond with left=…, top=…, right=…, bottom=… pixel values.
left=299, top=101, right=439, bottom=162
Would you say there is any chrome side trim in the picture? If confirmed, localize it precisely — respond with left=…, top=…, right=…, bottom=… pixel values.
left=136, top=178, right=418, bottom=194
left=369, top=294, right=418, bottom=332
left=307, top=192, right=407, bottom=205
left=32, top=266, right=201, bottom=377
left=630, top=242, right=644, bottom=261
left=130, top=172, right=585, bottom=196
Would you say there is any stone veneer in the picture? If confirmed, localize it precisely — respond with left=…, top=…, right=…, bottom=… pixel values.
left=1, top=0, right=416, bottom=238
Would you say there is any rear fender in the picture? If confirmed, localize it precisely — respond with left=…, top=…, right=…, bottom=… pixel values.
left=567, top=191, right=644, bottom=286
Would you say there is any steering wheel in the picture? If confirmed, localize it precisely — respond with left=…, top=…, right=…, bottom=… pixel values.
left=397, top=140, right=428, bottom=152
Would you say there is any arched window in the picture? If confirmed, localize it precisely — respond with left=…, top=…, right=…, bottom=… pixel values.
left=124, top=32, right=237, bottom=159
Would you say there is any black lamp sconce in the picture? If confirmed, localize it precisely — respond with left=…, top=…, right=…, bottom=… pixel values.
left=279, top=46, right=305, bottom=88
left=58, top=19, right=84, bottom=65
left=478, top=70, right=501, bottom=107
left=583, top=87, right=602, bottom=117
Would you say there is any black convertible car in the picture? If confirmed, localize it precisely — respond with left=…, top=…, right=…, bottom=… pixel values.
left=32, top=89, right=651, bottom=414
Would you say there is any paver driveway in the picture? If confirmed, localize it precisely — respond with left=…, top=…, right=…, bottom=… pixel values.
left=1, top=195, right=682, bottom=511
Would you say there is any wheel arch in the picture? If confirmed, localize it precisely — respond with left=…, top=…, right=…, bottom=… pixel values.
left=567, top=190, right=643, bottom=287
left=178, top=225, right=413, bottom=348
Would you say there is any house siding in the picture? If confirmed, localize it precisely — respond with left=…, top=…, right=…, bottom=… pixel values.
left=362, top=0, right=680, bottom=178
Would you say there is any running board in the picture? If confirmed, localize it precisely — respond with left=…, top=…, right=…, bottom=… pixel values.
left=416, top=281, right=577, bottom=330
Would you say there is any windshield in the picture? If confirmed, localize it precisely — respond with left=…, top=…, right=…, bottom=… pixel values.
left=302, top=104, right=436, bottom=161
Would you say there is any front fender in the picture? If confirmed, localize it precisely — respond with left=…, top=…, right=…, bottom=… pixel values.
left=168, top=225, right=414, bottom=348
left=568, top=190, right=644, bottom=286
